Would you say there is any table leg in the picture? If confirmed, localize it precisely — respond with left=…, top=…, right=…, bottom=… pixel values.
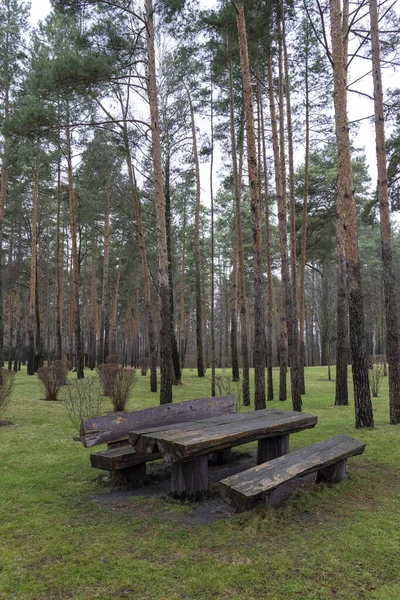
left=170, top=455, right=208, bottom=501
left=257, top=434, right=289, bottom=464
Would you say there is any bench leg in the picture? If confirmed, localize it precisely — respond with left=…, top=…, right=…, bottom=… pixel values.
left=208, top=448, right=232, bottom=467
left=170, top=456, right=208, bottom=501
left=111, top=463, right=146, bottom=487
left=316, top=460, right=347, bottom=483
left=257, top=435, right=289, bottom=464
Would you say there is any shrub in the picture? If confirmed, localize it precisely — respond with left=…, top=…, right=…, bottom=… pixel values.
left=137, top=357, right=150, bottom=376
left=369, top=355, right=385, bottom=398
left=37, top=365, right=64, bottom=401
left=53, top=359, right=69, bottom=385
left=61, top=377, right=103, bottom=433
left=0, top=368, right=15, bottom=419
left=109, top=367, right=136, bottom=411
left=96, top=363, right=119, bottom=396
left=215, top=374, right=243, bottom=412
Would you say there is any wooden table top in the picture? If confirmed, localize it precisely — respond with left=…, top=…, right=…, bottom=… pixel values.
left=129, top=409, right=318, bottom=463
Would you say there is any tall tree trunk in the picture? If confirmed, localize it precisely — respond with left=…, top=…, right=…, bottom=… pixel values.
left=186, top=85, right=205, bottom=378
left=0, top=32, right=10, bottom=368
left=88, top=239, right=97, bottom=370
left=99, top=184, right=110, bottom=364
left=228, top=46, right=250, bottom=406
left=370, top=0, right=400, bottom=424
left=299, top=25, right=310, bottom=395
left=110, top=256, right=121, bottom=356
left=335, top=237, right=349, bottom=405
left=258, top=75, right=274, bottom=402
left=164, top=151, right=182, bottom=385
left=267, top=55, right=287, bottom=402
left=28, top=153, right=40, bottom=376
left=66, top=124, right=84, bottom=379
left=267, top=54, right=293, bottom=405
left=55, top=136, right=63, bottom=360
left=122, top=123, right=157, bottom=392
left=281, top=6, right=302, bottom=407
left=179, top=198, right=187, bottom=370
left=146, top=0, right=172, bottom=404
left=330, top=0, right=373, bottom=427
left=236, top=1, right=265, bottom=409
left=210, top=72, right=218, bottom=394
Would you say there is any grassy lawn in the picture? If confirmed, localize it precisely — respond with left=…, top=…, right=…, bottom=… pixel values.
left=1, top=366, right=400, bottom=600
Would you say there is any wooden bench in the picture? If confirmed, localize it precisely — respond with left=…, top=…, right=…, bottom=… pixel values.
left=219, top=435, right=366, bottom=512
left=79, top=395, right=235, bottom=485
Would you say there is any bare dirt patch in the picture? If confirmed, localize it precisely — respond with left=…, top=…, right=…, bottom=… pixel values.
left=91, top=449, right=322, bottom=526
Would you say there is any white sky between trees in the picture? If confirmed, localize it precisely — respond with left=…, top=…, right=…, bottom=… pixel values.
left=29, top=0, right=399, bottom=206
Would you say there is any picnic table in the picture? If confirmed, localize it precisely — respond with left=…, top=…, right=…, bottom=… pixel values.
left=129, top=408, right=318, bottom=500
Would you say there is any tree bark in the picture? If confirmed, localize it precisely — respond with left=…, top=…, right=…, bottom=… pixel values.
left=164, top=151, right=182, bottom=385
left=186, top=85, right=205, bottom=379
left=370, top=0, right=400, bottom=424
left=299, top=25, right=310, bottom=395
left=28, top=153, right=40, bottom=376
left=330, top=0, right=373, bottom=427
left=122, top=123, right=157, bottom=392
left=110, top=256, right=121, bottom=356
left=228, top=45, right=250, bottom=406
left=236, top=1, right=265, bottom=409
left=66, top=124, right=84, bottom=379
left=282, top=5, right=302, bottom=407
left=258, top=74, right=274, bottom=402
left=88, top=238, right=97, bottom=370
left=146, top=0, right=173, bottom=404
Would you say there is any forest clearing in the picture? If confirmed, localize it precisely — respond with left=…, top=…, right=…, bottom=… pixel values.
left=1, top=0, right=400, bottom=598
left=1, top=366, right=400, bottom=600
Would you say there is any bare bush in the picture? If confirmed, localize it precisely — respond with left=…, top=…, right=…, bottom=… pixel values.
left=215, top=375, right=243, bottom=412
left=61, top=377, right=103, bottom=433
left=369, top=355, right=385, bottom=398
left=0, top=368, right=15, bottom=418
left=109, top=367, right=136, bottom=411
left=96, top=363, right=120, bottom=396
left=37, top=365, right=64, bottom=401
left=106, top=354, right=123, bottom=365
left=53, top=359, right=69, bottom=385
left=137, top=357, right=150, bottom=376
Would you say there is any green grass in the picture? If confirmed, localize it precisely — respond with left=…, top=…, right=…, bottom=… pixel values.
left=1, top=366, right=400, bottom=600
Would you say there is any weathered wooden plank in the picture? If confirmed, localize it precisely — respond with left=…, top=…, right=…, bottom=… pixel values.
left=90, top=446, right=161, bottom=471
left=128, top=409, right=290, bottom=446
left=80, top=395, right=235, bottom=448
left=133, top=411, right=318, bottom=462
left=219, top=435, right=366, bottom=511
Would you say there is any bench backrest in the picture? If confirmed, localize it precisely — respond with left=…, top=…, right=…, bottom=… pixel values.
left=80, top=395, right=236, bottom=448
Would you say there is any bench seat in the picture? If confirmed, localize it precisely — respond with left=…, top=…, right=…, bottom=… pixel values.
left=90, top=446, right=162, bottom=471
left=219, top=434, right=366, bottom=512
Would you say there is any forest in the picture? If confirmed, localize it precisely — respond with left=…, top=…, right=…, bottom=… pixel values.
left=1, top=0, right=400, bottom=426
